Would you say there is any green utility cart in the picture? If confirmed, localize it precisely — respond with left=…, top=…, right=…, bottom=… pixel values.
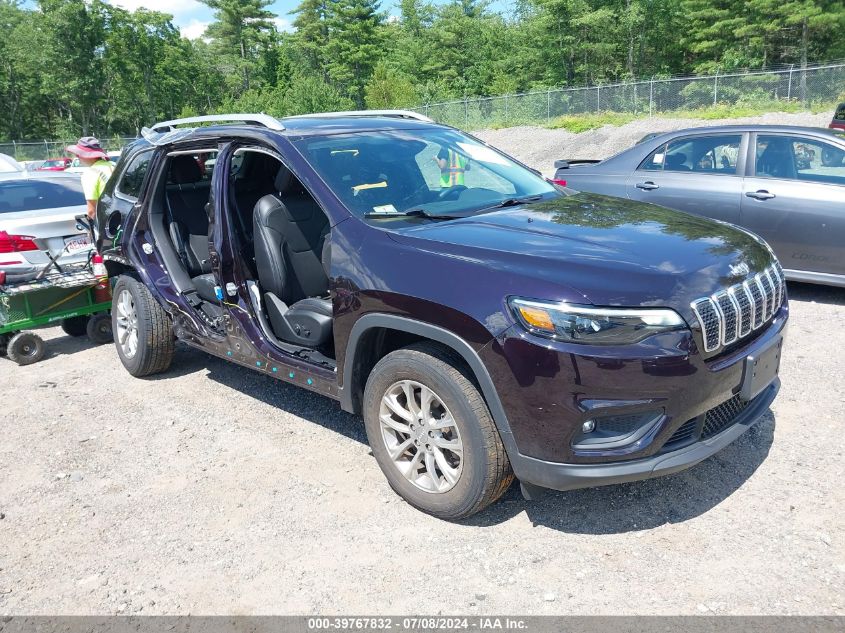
left=0, top=264, right=113, bottom=366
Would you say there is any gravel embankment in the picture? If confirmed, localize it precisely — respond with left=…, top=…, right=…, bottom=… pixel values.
left=474, top=111, right=831, bottom=174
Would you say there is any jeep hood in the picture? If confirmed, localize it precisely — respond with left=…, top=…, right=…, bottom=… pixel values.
left=387, top=192, right=774, bottom=311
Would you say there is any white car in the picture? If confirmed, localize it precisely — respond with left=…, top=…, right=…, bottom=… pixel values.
left=0, top=172, right=93, bottom=284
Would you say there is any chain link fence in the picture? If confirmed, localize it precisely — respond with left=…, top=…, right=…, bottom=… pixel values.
left=418, top=61, right=845, bottom=129
left=0, top=136, right=137, bottom=164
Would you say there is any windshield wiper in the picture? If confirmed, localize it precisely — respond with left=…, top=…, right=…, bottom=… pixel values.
left=364, top=207, right=457, bottom=220
left=484, top=195, right=545, bottom=210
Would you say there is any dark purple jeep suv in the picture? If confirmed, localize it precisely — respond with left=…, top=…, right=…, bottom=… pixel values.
left=96, top=112, right=788, bottom=519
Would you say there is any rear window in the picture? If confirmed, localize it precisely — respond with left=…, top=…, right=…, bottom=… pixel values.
left=0, top=179, right=85, bottom=213
left=835, top=104, right=845, bottom=121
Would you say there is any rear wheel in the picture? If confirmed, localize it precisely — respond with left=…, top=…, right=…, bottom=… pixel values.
left=61, top=316, right=89, bottom=337
left=112, top=276, right=174, bottom=377
left=0, top=333, right=10, bottom=357
left=87, top=313, right=113, bottom=344
left=7, top=331, right=45, bottom=365
left=363, top=343, right=513, bottom=520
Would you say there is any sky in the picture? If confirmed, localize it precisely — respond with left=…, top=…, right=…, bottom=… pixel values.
left=107, top=0, right=514, bottom=40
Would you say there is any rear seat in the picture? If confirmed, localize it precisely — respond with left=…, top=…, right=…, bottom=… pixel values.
left=166, top=156, right=218, bottom=303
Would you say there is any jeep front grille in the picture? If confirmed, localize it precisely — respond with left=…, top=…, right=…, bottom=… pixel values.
left=690, top=263, right=785, bottom=353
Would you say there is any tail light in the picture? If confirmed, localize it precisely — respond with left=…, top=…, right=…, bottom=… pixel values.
left=0, top=271, right=6, bottom=285
left=0, top=231, right=38, bottom=253
left=552, top=179, right=567, bottom=187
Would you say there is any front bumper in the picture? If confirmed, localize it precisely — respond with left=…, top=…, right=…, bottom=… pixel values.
left=478, top=302, right=787, bottom=491
left=513, top=379, right=778, bottom=492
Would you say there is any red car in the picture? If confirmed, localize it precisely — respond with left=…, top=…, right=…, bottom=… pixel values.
left=829, top=103, right=845, bottom=131
left=36, top=157, right=71, bottom=171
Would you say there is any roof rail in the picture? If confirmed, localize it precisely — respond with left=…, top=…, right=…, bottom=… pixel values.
left=289, top=109, right=433, bottom=123
left=149, top=113, right=285, bottom=133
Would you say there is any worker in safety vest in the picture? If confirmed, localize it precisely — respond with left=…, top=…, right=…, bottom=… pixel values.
left=66, top=136, right=115, bottom=220
left=434, top=147, right=469, bottom=187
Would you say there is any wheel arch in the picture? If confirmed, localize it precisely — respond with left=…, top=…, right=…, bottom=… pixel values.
left=339, top=314, right=519, bottom=460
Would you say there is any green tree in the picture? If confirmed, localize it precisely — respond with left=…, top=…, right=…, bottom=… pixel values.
left=201, top=0, right=276, bottom=93
left=365, top=62, right=419, bottom=108
left=325, top=0, right=384, bottom=107
left=38, top=0, right=108, bottom=135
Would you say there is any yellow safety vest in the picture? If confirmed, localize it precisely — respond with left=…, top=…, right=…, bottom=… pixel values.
left=440, top=149, right=467, bottom=187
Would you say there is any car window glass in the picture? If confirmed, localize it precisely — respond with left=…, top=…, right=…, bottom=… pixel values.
left=295, top=129, right=554, bottom=219
left=117, top=150, right=153, bottom=199
left=756, top=135, right=845, bottom=185
left=641, top=135, right=741, bottom=174
left=835, top=104, right=845, bottom=121
left=0, top=179, right=85, bottom=213
left=641, top=143, right=667, bottom=170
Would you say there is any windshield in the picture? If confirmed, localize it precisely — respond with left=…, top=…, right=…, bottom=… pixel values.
left=293, top=129, right=557, bottom=219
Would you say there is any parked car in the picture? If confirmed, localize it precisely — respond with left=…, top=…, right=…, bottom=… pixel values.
left=0, top=172, right=93, bottom=283
left=554, top=125, right=845, bottom=287
left=829, top=102, right=845, bottom=131
left=36, top=157, right=71, bottom=172
left=97, top=112, right=787, bottom=519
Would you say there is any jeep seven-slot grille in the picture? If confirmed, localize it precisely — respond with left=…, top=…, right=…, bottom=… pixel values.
left=690, top=263, right=785, bottom=353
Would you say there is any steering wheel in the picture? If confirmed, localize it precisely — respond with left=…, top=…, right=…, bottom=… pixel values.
left=438, top=185, right=467, bottom=201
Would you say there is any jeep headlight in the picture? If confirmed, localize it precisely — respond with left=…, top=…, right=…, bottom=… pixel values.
left=508, top=297, right=686, bottom=344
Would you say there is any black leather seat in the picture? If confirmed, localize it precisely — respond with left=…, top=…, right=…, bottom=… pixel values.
left=253, top=166, right=332, bottom=347
left=165, top=156, right=218, bottom=303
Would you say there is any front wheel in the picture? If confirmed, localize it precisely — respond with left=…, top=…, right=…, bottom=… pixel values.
left=7, top=331, right=46, bottom=365
left=363, top=343, right=513, bottom=520
left=112, top=276, right=174, bottom=377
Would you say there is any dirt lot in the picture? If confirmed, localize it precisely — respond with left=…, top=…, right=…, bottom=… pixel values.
left=0, top=281, right=842, bottom=615
left=1, top=113, right=844, bottom=615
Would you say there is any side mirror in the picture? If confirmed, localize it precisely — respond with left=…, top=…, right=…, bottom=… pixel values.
left=554, top=160, right=569, bottom=170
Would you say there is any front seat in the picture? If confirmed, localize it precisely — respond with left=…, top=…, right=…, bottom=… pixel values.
left=253, top=166, right=332, bottom=348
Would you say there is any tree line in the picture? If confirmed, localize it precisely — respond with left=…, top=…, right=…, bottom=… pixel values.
left=1, top=0, right=843, bottom=140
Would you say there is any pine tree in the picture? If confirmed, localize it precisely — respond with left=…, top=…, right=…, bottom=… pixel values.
left=201, top=0, right=276, bottom=93
left=325, top=0, right=384, bottom=107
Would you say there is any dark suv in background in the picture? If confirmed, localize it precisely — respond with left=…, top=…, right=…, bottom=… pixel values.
left=96, top=112, right=788, bottom=519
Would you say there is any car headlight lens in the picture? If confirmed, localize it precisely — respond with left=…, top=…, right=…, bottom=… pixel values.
left=508, top=297, right=686, bottom=344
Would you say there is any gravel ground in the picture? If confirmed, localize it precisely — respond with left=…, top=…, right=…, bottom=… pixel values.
left=1, top=282, right=843, bottom=615
left=473, top=111, right=831, bottom=175
left=1, top=113, right=843, bottom=615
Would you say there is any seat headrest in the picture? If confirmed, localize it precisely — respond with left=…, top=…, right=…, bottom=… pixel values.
left=275, top=165, right=295, bottom=193
left=665, top=153, right=686, bottom=169
left=170, top=155, right=202, bottom=184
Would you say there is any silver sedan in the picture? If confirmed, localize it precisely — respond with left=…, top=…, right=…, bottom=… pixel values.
left=554, top=125, right=845, bottom=287
left=0, top=171, right=92, bottom=284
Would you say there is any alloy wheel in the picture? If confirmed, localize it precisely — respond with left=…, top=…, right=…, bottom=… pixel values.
left=379, top=380, right=463, bottom=493
left=115, top=289, right=138, bottom=359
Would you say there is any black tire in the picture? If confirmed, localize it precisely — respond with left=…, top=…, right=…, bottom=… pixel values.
left=7, top=331, right=46, bottom=365
left=112, top=275, right=174, bottom=377
left=0, top=333, right=10, bottom=357
left=61, top=316, right=89, bottom=337
left=86, top=313, right=113, bottom=344
left=363, top=343, right=513, bottom=520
